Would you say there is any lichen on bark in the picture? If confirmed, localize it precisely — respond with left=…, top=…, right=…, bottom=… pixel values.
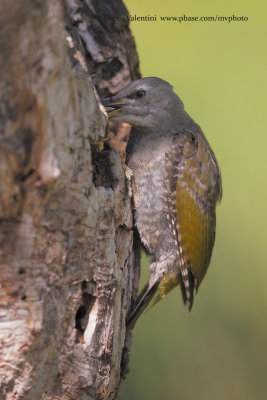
left=0, top=0, right=140, bottom=399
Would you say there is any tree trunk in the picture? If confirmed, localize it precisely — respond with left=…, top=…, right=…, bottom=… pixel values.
left=0, top=1, right=140, bottom=399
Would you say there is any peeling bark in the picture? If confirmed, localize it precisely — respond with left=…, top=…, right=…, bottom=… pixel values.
left=0, top=1, right=140, bottom=399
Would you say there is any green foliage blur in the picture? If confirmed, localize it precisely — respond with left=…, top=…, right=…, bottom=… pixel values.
left=118, top=1, right=267, bottom=399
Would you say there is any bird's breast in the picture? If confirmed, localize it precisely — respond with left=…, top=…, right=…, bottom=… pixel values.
left=127, top=136, right=176, bottom=261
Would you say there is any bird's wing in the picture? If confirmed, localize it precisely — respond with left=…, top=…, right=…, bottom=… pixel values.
left=164, top=130, right=222, bottom=309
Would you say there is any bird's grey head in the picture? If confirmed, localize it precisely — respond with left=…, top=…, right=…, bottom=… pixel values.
left=102, top=77, right=190, bottom=130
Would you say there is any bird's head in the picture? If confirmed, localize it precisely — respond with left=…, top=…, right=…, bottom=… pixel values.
left=102, top=77, right=190, bottom=130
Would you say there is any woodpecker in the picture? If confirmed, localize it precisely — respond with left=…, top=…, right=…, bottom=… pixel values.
left=103, top=77, right=222, bottom=329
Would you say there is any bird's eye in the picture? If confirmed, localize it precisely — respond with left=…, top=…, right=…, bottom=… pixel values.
left=136, top=89, right=146, bottom=99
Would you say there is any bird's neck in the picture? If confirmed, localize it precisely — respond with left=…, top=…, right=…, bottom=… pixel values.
left=127, top=126, right=165, bottom=149
left=126, top=126, right=172, bottom=166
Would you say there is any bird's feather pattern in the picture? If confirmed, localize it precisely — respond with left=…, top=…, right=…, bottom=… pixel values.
left=164, top=130, right=221, bottom=309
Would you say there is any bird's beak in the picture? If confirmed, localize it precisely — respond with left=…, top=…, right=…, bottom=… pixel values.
left=102, top=98, right=126, bottom=118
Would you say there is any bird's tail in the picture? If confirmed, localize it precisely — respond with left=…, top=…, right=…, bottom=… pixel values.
left=126, top=280, right=160, bottom=332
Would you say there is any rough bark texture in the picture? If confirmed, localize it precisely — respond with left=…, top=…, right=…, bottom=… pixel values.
left=0, top=1, right=140, bottom=399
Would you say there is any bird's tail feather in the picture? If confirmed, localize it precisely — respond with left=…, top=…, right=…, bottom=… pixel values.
left=126, top=280, right=160, bottom=332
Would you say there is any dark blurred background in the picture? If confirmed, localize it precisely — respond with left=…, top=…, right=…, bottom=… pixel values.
left=118, top=0, right=267, bottom=399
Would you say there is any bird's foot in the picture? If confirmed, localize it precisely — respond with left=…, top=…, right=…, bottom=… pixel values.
left=124, top=165, right=134, bottom=198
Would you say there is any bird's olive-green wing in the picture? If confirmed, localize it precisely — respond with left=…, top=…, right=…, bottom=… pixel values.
left=165, top=130, right=222, bottom=308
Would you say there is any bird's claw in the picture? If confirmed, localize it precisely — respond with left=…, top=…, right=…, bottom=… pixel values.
left=124, top=165, right=134, bottom=198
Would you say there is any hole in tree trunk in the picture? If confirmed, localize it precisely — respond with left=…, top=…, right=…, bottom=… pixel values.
left=75, top=281, right=96, bottom=342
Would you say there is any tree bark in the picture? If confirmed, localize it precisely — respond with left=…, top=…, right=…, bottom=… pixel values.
left=0, top=1, right=140, bottom=399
